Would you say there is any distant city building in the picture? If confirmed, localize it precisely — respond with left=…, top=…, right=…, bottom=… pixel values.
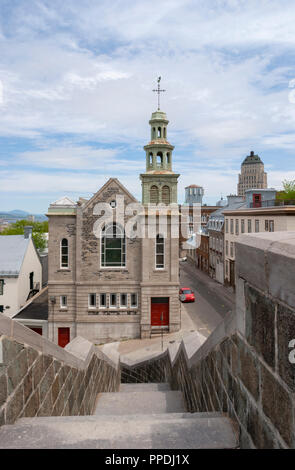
left=223, top=189, right=295, bottom=287
left=0, top=227, right=42, bottom=317
left=184, top=185, right=204, bottom=205
left=237, top=151, right=267, bottom=197
left=207, top=196, right=244, bottom=284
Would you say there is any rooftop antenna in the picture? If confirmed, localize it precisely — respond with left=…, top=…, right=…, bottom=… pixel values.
left=153, top=76, right=165, bottom=110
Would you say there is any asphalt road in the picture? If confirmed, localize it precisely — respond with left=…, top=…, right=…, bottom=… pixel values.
left=179, top=261, right=235, bottom=338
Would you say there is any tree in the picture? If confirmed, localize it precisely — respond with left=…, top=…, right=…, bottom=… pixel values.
left=0, top=219, right=48, bottom=252
left=276, top=180, right=295, bottom=201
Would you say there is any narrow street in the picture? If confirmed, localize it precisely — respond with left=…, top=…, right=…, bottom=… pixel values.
left=180, top=261, right=235, bottom=338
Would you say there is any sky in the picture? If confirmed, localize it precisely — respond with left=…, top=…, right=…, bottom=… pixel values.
left=0, top=0, right=295, bottom=214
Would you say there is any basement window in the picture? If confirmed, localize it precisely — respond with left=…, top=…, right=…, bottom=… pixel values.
left=110, top=293, right=117, bottom=308
left=130, top=293, right=138, bottom=308
left=100, top=293, right=106, bottom=308
left=88, top=293, right=96, bottom=309
left=120, top=293, right=127, bottom=308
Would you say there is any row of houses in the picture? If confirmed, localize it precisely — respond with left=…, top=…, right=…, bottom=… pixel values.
left=189, top=187, right=295, bottom=287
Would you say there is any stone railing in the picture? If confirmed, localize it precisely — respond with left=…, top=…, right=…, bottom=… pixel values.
left=121, top=232, right=295, bottom=449
left=0, top=314, right=120, bottom=427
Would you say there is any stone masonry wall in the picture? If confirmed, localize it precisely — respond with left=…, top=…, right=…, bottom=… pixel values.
left=120, top=232, right=295, bottom=449
left=0, top=315, right=121, bottom=427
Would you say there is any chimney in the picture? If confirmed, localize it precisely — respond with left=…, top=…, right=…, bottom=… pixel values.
left=24, top=226, right=33, bottom=239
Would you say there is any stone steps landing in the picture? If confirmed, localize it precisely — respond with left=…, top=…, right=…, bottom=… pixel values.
left=119, top=382, right=171, bottom=392
left=0, top=414, right=239, bottom=449
left=94, top=390, right=186, bottom=415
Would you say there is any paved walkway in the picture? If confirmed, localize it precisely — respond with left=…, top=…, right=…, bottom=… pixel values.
left=99, top=263, right=235, bottom=362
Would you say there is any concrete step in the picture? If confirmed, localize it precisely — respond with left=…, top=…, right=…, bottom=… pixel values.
left=0, top=415, right=239, bottom=449
left=16, top=411, right=225, bottom=425
left=119, top=382, right=171, bottom=392
left=94, top=390, right=186, bottom=415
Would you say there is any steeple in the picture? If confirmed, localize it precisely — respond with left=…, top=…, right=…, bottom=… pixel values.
left=144, top=110, right=174, bottom=174
left=140, top=79, right=179, bottom=205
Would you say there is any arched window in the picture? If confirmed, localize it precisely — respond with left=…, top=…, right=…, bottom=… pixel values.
left=101, top=223, right=126, bottom=267
left=60, top=238, right=69, bottom=268
left=163, top=127, right=166, bottom=138
left=149, top=152, right=153, bottom=165
left=150, top=185, right=159, bottom=204
left=166, top=152, right=170, bottom=165
left=158, top=127, right=161, bottom=138
left=152, top=127, right=156, bottom=139
left=162, top=185, right=170, bottom=205
left=156, top=152, right=163, bottom=167
left=156, top=234, right=164, bottom=269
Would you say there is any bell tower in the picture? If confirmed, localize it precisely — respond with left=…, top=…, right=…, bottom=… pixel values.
left=140, top=78, right=179, bottom=205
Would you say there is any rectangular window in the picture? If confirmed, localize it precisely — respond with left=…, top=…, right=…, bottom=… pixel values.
left=265, top=220, right=269, bottom=231
left=130, top=293, right=138, bottom=308
left=255, top=220, right=259, bottom=233
left=248, top=220, right=252, bottom=233
left=269, top=220, right=274, bottom=232
left=88, top=293, right=96, bottom=309
left=235, top=219, right=239, bottom=235
left=225, top=219, right=228, bottom=233
left=0, top=280, right=4, bottom=295
left=110, top=293, right=117, bottom=308
left=241, top=219, right=245, bottom=234
left=120, top=293, right=127, bottom=308
left=230, top=242, right=234, bottom=258
left=99, top=293, right=106, bottom=308
left=230, top=219, right=234, bottom=234
left=60, top=239, right=69, bottom=268
left=60, top=295, right=67, bottom=309
left=156, top=235, right=165, bottom=269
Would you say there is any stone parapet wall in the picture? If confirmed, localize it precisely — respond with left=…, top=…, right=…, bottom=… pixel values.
left=0, top=314, right=120, bottom=427
left=119, top=232, right=295, bottom=448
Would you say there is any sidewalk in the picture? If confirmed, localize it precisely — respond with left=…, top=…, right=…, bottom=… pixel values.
left=99, top=300, right=207, bottom=363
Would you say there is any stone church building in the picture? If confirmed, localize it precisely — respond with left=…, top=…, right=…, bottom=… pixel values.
left=47, top=109, right=181, bottom=345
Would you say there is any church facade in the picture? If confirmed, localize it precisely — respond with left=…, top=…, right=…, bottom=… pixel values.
left=47, top=109, right=181, bottom=345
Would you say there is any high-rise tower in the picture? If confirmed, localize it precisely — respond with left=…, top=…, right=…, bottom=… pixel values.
left=140, top=109, right=179, bottom=204
left=237, top=151, right=267, bottom=197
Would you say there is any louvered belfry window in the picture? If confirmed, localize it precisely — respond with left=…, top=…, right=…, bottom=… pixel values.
left=162, top=185, right=170, bottom=205
left=150, top=185, right=159, bottom=204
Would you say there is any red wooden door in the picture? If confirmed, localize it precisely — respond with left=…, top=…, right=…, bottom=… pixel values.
left=29, top=327, right=42, bottom=335
left=151, top=298, right=169, bottom=327
left=58, top=327, right=70, bottom=348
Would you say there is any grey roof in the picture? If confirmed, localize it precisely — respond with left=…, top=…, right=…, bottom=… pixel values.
left=14, top=287, right=48, bottom=320
left=0, top=235, right=30, bottom=276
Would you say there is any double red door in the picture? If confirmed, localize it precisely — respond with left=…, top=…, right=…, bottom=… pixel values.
left=58, top=328, right=70, bottom=348
left=151, top=297, right=169, bottom=327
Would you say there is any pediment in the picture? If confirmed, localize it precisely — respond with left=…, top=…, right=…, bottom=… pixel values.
left=83, top=178, right=138, bottom=213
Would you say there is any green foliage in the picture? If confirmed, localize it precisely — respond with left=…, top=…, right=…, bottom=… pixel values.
left=0, top=219, right=48, bottom=252
left=277, top=180, right=295, bottom=201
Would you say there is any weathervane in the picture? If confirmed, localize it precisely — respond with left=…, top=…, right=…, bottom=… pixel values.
left=153, top=76, right=165, bottom=110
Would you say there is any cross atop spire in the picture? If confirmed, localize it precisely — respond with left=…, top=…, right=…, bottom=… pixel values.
left=153, top=76, right=165, bottom=110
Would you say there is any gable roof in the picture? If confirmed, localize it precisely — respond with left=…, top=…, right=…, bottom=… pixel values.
left=83, top=178, right=138, bottom=211
left=0, top=235, right=30, bottom=276
left=50, top=196, right=76, bottom=207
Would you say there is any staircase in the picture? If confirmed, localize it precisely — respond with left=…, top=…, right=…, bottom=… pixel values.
left=0, top=382, right=239, bottom=449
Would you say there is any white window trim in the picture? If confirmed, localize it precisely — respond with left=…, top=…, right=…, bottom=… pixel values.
left=155, top=234, right=165, bottom=270
left=99, top=293, right=107, bottom=309
left=130, top=293, right=138, bottom=309
left=60, top=239, right=69, bottom=269
left=119, top=293, right=128, bottom=309
left=60, top=295, right=67, bottom=309
left=88, top=293, right=96, bottom=309
left=109, top=293, right=117, bottom=309
left=100, top=223, right=127, bottom=269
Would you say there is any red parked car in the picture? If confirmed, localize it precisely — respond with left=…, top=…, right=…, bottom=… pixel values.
left=179, top=287, right=195, bottom=302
